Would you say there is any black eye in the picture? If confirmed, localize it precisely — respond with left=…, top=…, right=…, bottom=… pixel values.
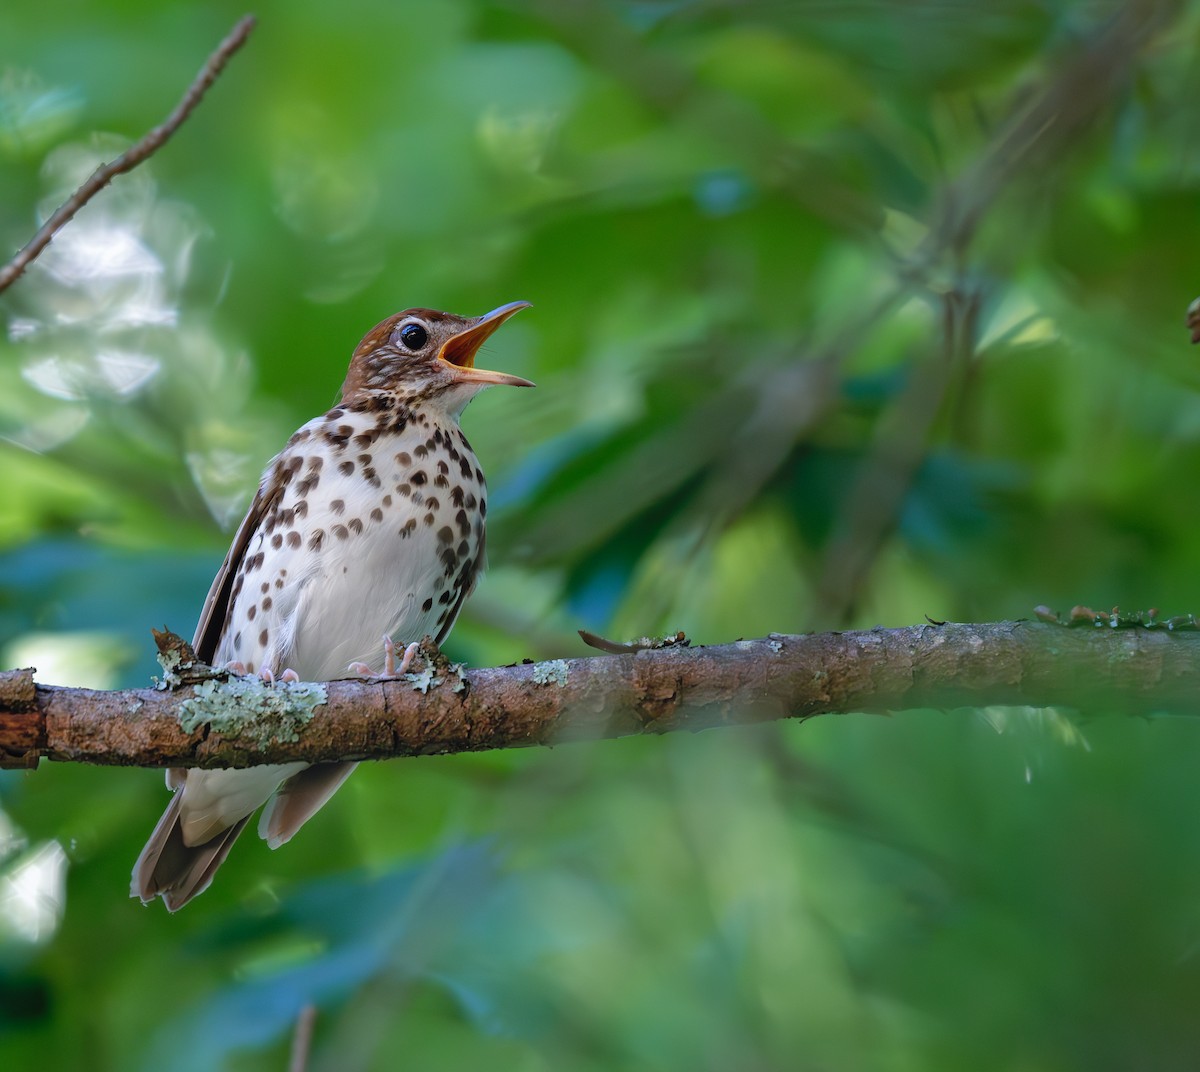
left=399, top=322, right=428, bottom=351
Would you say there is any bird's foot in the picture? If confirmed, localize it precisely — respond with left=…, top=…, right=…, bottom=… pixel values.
left=262, top=667, right=301, bottom=684
left=348, top=636, right=420, bottom=678
left=227, top=661, right=300, bottom=685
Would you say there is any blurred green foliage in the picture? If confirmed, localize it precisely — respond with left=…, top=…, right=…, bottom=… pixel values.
left=4, top=0, right=1200, bottom=1068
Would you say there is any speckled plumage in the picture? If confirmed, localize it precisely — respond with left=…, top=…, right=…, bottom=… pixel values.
left=132, top=302, right=532, bottom=910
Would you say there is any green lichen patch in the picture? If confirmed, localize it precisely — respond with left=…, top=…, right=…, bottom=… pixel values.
left=404, top=662, right=442, bottom=695
left=155, top=646, right=185, bottom=690
left=177, top=677, right=327, bottom=746
left=532, top=660, right=569, bottom=687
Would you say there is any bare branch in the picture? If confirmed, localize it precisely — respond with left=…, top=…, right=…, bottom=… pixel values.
left=0, top=14, right=256, bottom=295
left=2, top=621, right=1199, bottom=771
left=288, top=1005, right=317, bottom=1072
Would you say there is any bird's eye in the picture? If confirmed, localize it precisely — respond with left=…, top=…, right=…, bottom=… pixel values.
left=398, top=322, right=428, bottom=351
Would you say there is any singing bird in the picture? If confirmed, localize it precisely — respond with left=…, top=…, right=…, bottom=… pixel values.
left=132, top=301, right=533, bottom=910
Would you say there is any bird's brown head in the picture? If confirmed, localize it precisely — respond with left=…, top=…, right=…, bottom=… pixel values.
left=340, top=300, right=534, bottom=408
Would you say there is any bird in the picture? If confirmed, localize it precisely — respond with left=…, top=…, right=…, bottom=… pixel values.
left=132, top=300, right=533, bottom=911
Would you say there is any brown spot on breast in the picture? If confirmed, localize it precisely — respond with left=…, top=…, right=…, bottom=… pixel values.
left=287, top=531, right=302, bottom=548
left=458, top=457, right=472, bottom=478
left=333, top=524, right=349, bottom=540
left=275, top=577, right=285, bottom=589
left=371, top=507, right=383, bottom=522
left=479, top=498, right=487, bottom=518
left=339, top=461, right=355, bottom=476
left=309, top=456, right=323, bottom=471
left=278, top=455, right=303, bottom=485
left=280, top=508, right=295, bottom=527
left=438, top=589, right=452, bottom=605
left=353, top=432, right=376, bottom=449
left=400, top=518, right=417, bottom=538
left=358, top=453, right=372, bottom=466
left=383, top=495, right=392, bottom=507
left=451, top=487, right=465, bottom=507
left=455, top=509, right=470, bottom=535
left=437, top=460, right=449, bottom=475
left=297, top=474, right=319, bottom=495
left=288, top=428, right=312, bottom=446
left=435, top=474, right=449, bottom=488
left=348, top=518, right=363, bottom=535
left=422, top=597, right=433, bottom=613
left=331, top=499, right=345, bottom=515
left=438, top=526, right=453, bottom=544
left=425, top=496, right=440, bottom=511
left=271, top=534, right=284, bottom=550
left=234, top=631, right=242, bottom=650
left=261, top=582, right=270, bottom=594
left=457, top=540, right=470, bottom=557
left=464, top=492, right=477, bottom=510
left=396, top=483, right=411, bottom=497
left=262, top=596, right=273, bottom=611
left=247, top=604, right=257, bottom=621
left=396, top=451, right=411, bottom=466
left=411, top=470, right=427, bottom=486
left=414, top=445, right=428, bottom=459
left=294, top=500, right=309, bottom=519
left=424, top=512, right=435, bottom=526
left=259, top=629, right=269, bottom=648
left=309, top=530, right=324, bottom=551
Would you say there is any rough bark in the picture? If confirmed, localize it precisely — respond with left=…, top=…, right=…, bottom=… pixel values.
left=1, top=621, right=1198, bottom=771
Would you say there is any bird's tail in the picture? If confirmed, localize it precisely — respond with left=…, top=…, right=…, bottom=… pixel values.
left=131, top=791, right=250, bottom=912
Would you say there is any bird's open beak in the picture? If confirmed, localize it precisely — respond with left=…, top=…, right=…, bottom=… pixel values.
left=439, top=300, right=535, bottom=387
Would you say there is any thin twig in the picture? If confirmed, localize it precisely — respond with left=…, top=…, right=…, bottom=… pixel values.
left=0, top=14, right=256, bottom=295
left=287, top=1004, right=317, bottom=1072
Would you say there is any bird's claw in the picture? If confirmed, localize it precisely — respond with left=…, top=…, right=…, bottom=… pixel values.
left=347, top=636, right=419, bottom=678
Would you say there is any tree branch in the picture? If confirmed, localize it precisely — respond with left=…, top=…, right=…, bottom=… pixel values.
left=2, top=621, right=1198, bottom=771
left=0, top=14, right=256, bottom=295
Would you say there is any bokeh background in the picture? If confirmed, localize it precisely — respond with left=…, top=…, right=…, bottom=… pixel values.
left=4, top=1, right=1200, bottom=1068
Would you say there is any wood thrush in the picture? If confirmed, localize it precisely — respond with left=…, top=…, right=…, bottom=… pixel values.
left=132, top=300, right=533, bottom=910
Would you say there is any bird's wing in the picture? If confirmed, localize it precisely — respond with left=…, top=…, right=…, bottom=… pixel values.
left=192, top=474, right=284, bottom=664
left=436, top=529, right=485, bottom=646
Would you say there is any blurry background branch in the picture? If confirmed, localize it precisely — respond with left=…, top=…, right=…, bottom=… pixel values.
left=2, top=621, right=1198, bottom=770
left=0, top=14, right=255, bottom=294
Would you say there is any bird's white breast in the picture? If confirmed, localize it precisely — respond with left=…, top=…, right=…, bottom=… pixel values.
left=215, top=401, right=487, bottom=682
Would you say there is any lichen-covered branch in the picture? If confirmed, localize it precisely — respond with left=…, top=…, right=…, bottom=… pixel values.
left=2, top=621, right=1199, bottom=771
